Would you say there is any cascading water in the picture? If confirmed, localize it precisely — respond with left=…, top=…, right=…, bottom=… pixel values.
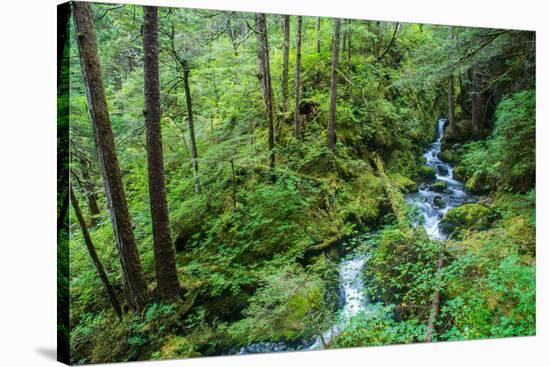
left=407, top=118, right=473, bottom=240
left=235, top=118, right=472, bottom=355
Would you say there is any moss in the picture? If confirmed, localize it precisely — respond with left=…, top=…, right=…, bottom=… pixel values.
left=443, top=119, right=473, bottom=143
left=417, top=165, right=436, bottom=179
left=433, top=196, right=445, bottom=208
left=465, top=172, right=492, bottom=194
left=386, top=149, right=418, bottom=178
left=440, top=203, right=491, bottom=237
left=430, top=180, right=447, bottom=192
left=389, top=173, right=418, bottom=193
left=274, top=280, right=324, bottom=340
left=439, top=149, right=460, bottom=164
left=453, top=165, right=467, bottom=181
left=339, top=170, right=385, bottom=226
left=159, top=336, right=201, bottom=360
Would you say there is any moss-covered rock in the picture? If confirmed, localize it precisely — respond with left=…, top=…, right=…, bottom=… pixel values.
left=389, top=173, right=418, bottom=193
left=430, top=181, right=447, bottom=192
left=465, top=172, right=492, bottom=194
left=433, top=196, right=445, bottom=208
left=417, top=165, right=436, bottom=179
left=440, top=203, right=491, bottom=237
left=339, top=170, right=385, bottom=226
left=439, top=149, right=460, bottom=164
left=453, top=165, right=467, bottom=181
left=159, top=336, right=201, bottom=360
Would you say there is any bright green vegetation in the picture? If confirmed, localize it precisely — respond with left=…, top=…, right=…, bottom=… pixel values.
left=62, top=3, right=535, bottom=364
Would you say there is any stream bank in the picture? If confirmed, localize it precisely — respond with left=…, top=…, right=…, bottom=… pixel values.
left=234, top=118, right=475, bottom=354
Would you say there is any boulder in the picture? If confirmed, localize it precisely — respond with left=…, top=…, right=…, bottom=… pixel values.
left=453, top=165, right=467, bottom=181
left=439, top=149, right=460, bottom=164
left=436, top=164, right=449, bottom=176
left=433, top=196, right=445, bottom=208
left=440, top=203, right=490, bottom=236
left=465, top=172, right=492, bottom=194
left=417, top=165, right=436, bottom=179
left=430, top=181, right=447, bottom=193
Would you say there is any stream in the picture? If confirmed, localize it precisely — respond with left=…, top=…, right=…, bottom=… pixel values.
left=236, top=118, right=472, bottom=355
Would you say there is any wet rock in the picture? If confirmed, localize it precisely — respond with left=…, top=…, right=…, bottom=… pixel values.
left=437, top=164, right=449, bottom=176
left=433, top=196, right=445, bottom=208
left=453, top=165, right=467, bottom=181
left=465, top=172, right=492, bottom=194
left=430, top=181, right=447, bottom=193
left=417, top=165, right=436, bottom=179
left=440, top=203, right=491, bottom=237
left=439, top=149, right=460, bottom=164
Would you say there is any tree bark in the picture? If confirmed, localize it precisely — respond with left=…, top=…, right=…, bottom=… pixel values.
left=255, top=17, right=267, bottom=107
left=143, top=6, right=181, bottom=300
left=57, top=2, right=71, bottom=239
left=70, top=185, right=122, bottom=318
left=328, top=18, right=341, bottom=151
left=377, top=22, right=399, bottom=61
left=78, top=156, right=100, bottom=225
left=374, top=21, right=381, bottom=59
left=294, top=16, right=303, bottom=140
left=346, top=19, right=352, bottom=70
left=183, top=68, right=200, bottom=194
left=73, top=1, right=149, bottom=312
left=447, top=27, right=456, bottom=137
left=281, top=15, right=290, bottom=112
left=255, top=13, right=276, bottom=174
left=316, top=17, right=321, bottom=53
left=471, top=66, right=483, bottom=139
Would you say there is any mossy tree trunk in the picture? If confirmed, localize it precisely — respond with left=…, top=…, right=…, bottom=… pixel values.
left=294, top=16, right=303, bottom=140
left=447, top=27, right=456, bottom=136
left=328, top=18, right=341, bottom=151
left=70, top=185, right=122, bottom=318
left=472, top=66, right=483, bottom=139
left=316, top=17, right=321, bottom=53
left=255, top=13, right=276, bottom=174
left=73, top=1, right=149, bottom=312
left=143, top=6, right=181, bottom=300
left=281, top=15, right=290, bottom=113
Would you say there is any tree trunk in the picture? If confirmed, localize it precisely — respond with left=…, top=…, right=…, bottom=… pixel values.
left=70, top=185, right=122, bottom=318
left=143, top=6, right=181, bottom=300
left=294, top=16, right=303, bottom=140
left=328, top=18, right=341, bottom=151
left=346, top=19, right=352, bottom=70
left=374, top=21, right=381, bottom=59
left=73, top=2, right=149, bottom=312
left=57, top=2, right=71, bottom=239
left=78, top=157, right=100, bottom=225
left=255, top=17, right=267, bottom=108
left=183, top=68, right=200, bottom=194
left=425, top=250, right=445, bottom=342
left=281, top=15, right=290, bottom=112
left=316, top=17, right=321, bottom=53
left=255, top=13, right=276, bottom=174
left=447, top=27, right=456, bottom=137
left=472, top=66, right=483, bottom=139
left=341, top=22, right=347, bottom=55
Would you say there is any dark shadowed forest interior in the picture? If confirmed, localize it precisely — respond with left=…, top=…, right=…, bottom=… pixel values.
left=57, top=1, right=535, bottom=364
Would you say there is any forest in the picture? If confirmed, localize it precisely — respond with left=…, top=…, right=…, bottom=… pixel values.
left=57, top=1, right=536, bottom=364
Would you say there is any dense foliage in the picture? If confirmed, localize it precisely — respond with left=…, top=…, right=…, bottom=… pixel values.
left=63, top=3, right=535, bottom=363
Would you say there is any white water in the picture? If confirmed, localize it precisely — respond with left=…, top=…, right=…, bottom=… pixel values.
left=307, top=256, right=369, bottom=350
left=237, top=118, right=472, bottom=355
left=408, top=118, right=473, bottom=241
